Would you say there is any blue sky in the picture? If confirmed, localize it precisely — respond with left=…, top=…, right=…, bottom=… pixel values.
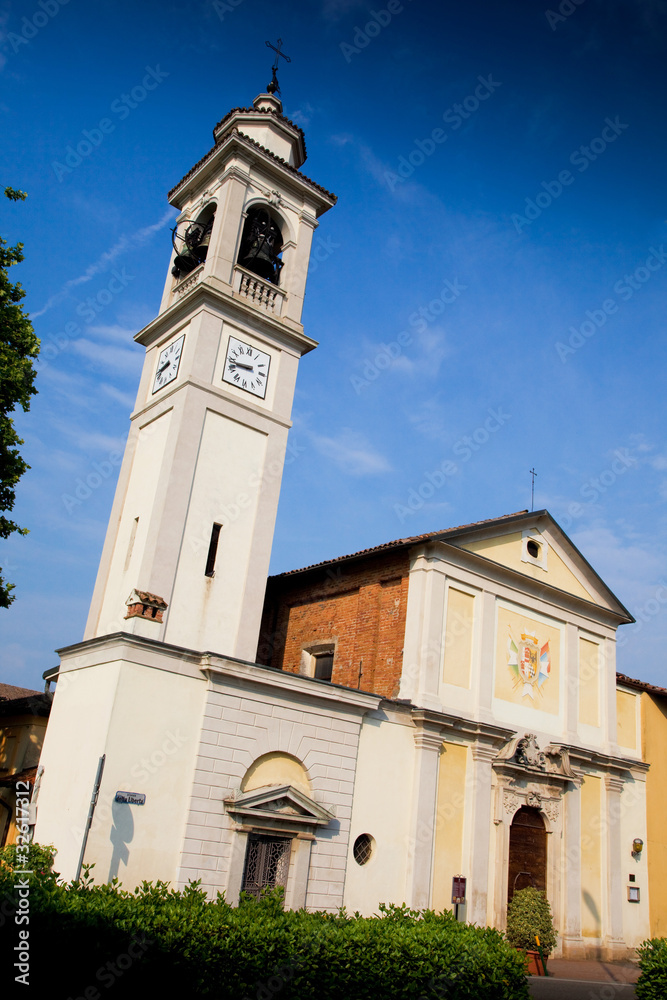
left=1, top=0, right=666, bottom=689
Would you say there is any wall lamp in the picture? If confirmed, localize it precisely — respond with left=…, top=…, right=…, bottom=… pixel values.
left=632, top=838, right=644, bottom=856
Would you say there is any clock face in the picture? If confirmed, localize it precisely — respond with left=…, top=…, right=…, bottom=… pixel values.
left=152, top=334, right=185, bottom=394
left=222, top=336, right=271, bottom=399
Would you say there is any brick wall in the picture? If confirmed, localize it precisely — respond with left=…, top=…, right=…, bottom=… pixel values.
left=257, top=552, right=410, bottom=699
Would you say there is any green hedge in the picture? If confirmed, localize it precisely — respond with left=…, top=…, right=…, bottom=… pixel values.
left=0, top=848, right=528, bottom=999
left=636, top=938, right=667, bottom=1000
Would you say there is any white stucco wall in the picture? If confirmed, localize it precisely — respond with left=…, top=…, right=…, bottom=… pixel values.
left=344, top=710, right=415, bottom=914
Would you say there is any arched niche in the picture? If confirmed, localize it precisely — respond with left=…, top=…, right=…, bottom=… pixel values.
left=171, top=201, right=217, bottom=278
left=241, top=752, right=311, bottom=797
left=236, top=204, right=285, bottom=285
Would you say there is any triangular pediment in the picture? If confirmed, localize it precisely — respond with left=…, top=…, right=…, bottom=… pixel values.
left=451, top=511, right=632, bottom=621
left=224, top=784, right=334, bottom=827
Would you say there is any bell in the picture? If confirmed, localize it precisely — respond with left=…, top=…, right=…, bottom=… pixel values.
left=172, top=247, right=200, bottom=275
left=187, top=218, right=213, bottom=263
left=171, top=216, right=214, bottom=276
left=238, top=210, right=283, bottom=284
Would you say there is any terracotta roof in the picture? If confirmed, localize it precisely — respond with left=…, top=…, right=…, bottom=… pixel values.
left=168, top=128, right=336, bottom=205
left=126, top=589, right=168, bottom=608
left=212, top=105, right=307, bottom=159
left=269, top=511, right=530, bottom=579
left=616, top=672, right=667, bottom=698
left=0, top=683, right=42, bottom=702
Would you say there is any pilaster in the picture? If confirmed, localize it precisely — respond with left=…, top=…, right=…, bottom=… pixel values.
left=405, top=726, right=443, bottom=909
left=604, top=774, right=626, bottom=954
left=467, top=743, right=495, bottom=926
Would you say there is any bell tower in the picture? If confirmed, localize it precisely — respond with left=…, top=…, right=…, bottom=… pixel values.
left=34, top=84, right=337, bottom=882
left=84, top=90, right=336, bottom=659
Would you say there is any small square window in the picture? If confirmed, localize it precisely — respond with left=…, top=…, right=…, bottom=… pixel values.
left=313, top=652, right=333, bottom=682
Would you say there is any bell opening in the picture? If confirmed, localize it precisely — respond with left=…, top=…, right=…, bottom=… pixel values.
left=237, top=207, right=283, bottom=285
left=172, top=205, right=216, bottom=279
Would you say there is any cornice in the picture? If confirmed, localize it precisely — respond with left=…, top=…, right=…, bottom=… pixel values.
left=169, top=129, right=336, bottom=213
left=560, top=743, right=649, bottom=774
left=133, top=278, right=317, bottom=357
left=417, top=539, right=632, bottom=629
left=410, top=707, right=515, bottom=745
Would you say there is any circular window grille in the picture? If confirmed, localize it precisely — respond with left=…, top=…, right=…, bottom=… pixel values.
left=353, top=833, right=374, bottom=866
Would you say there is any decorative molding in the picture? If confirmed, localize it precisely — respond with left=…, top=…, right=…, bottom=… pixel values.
left=604, top=774, right=625, bottom=794
left=494, top=733, right=580, bottom=785
left=504, top=792, right=519, bottom=814
left=224, top=783, right=334, bottom=833
left=516, top=734, right=547, bottom=770
left=526, top=791, right=542, bottom=808
left=471, top=744, right=497, bottom=763
left=543, top=799, right=560, bottom=822
left=413, top=728, right=444, bottom=752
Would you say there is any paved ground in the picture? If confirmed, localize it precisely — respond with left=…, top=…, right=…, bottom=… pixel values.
left=527, top=959, right=639, bottom=1000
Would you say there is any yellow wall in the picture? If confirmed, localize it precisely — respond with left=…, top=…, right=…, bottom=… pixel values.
left=241, top=752, right=311, bottom=795
left=443, top=588, right=474, bottom=688
left=642, top=693, right=667, bottom=936
left=580, top=775, right=603, bottom=938
left=617, top=690, right=638, bottom=750
left=432, top=742, right=467, bottom=911
left=578, top=639, right=600, bottom=727
left=461, top=532, right=594, bottom=601
left=494, top=605, right=561, bottom=714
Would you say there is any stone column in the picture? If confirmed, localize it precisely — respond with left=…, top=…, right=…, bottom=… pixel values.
left=604, top=774, right=626, bottom=955
left=467, top=744, right=495, bottom=926
left=405, top=727, right=443, bottom=910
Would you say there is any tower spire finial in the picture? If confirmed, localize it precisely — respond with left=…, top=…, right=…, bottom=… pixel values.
left=265, top=37, right=291, bottom=96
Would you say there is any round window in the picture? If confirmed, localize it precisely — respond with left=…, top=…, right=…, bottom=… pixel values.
left=353, top=833, right=375, bottom=866
left=527, top=539, right=540, bottom=559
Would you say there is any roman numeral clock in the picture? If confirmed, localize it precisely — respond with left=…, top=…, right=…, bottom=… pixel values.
left=34, top=82, right=336, bottom=883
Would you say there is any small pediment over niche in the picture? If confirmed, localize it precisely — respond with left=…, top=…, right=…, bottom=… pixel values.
left=224, top=784, right=334, bottom=828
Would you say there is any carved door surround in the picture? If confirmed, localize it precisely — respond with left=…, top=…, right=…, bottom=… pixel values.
left=491, top=733, right=581, bottom=934
left=224, top=784, right=335, bottom=908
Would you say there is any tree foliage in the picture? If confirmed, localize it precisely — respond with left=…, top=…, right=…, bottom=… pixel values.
left=0, top=186, right=39, bottom=607
left=505, top=887, right=557, bottom=957
left=636, top=939, right=667, bottom=1000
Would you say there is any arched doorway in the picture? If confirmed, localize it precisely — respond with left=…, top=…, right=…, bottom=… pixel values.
left=507, top=806, right=547, bottom=903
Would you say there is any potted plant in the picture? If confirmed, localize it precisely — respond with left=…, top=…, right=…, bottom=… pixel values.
left=506, top=886, right=557, bottom=975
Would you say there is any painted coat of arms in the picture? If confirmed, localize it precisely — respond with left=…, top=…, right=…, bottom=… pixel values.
left=507, top=629, right=551, bottom=699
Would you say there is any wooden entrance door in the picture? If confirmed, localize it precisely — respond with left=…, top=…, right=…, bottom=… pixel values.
left=507, top=806, right=547, bottom=903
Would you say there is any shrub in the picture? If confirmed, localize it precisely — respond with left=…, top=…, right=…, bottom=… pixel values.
left=505, top=887, right=556, bottom=957
left=0, top=852, right=529, bottom=999
left=636, top=938, right=667, bottom=1000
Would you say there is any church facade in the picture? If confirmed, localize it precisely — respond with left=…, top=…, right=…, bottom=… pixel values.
left=33, top=85, right=654, bottom=960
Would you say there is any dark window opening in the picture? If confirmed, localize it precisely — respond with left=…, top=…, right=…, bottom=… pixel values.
left=205, top=523, right=222, bottom=577
left=237, top=207, right=283, bottom=285
left=313, top=652, right=333, bottom=681
left=171, top=206, right=216, bottom=278
left=353, top=833, right=374, bottom=866
left=241, top=835, right=291, bottom=901
left=526, top=539, right=540, bottom=559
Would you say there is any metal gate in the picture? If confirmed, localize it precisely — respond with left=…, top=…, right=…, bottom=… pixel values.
left=241, top=835, right=291, bottom=900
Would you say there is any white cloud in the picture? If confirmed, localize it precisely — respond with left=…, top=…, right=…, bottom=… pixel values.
left=32, top=208, right=176, bottom=317
left=310, top=428, right=392, bottom=475
left=101, top=383, right=136, bottom=409
left=72, top=338, right=142, bottom=375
